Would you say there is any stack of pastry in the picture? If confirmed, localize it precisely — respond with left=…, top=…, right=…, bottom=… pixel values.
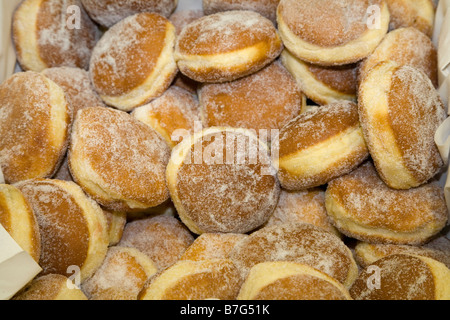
left=1, top=0, right=448, bottom=301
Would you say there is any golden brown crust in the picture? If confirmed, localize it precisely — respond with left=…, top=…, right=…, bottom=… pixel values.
left=202, top=0, right=280, bottom=23
left=307, top=63, right=358, bottom=96
left=386, top=0, right=435, bottom=37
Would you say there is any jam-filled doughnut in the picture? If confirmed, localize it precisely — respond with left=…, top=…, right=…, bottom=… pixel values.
left=89, top=12, right=177, bottom=111
left=174, top=10, right=283, bottom=83
left=237, top=262, right=352, bottom=300
left=68, top=106, right=171, bottom=213
left=385, top=0, right=435, bottom=37
left=0, top=71, right=71, bottom=184
left=358, top=61, right=446, bottom=189
left=325, top=162, right=449, bottom=245
left=166, top=127, right=280, bottom=235
left=277, top=0, right=390, bottom=66
left=12, top=0, right=98, bottom=72
left=273, top=101, right=369, bottom=191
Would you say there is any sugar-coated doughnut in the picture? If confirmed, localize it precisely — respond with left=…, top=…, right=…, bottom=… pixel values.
left=81, top=0, right=178, bottom=28
left=12, top=0, right=98, bottom=72
left=350, top=254, right=450, bottom=300
left=139, top=259, right=242, bottom=300
left=14, top=274, right=88, bottom=300
left=0, top=184, right=41, bottom=262
left=166, top=127, right=280, bottom=235
left=15, top=179, right=109, bottom=282
left=102, top=209, right=126, bottom=246
left=180, top=233, right=248, bottom=261
left=89, top=13, right=177, bottom=111
left=358, top=61, right=445, bottom=189
left=69, top=106, right=171, bottom=212
left=118, top=216, right=194, bottom=271
left=170, top=9, right=204, bottom=36
left=265, top=188, right=340, bottom=237
left=229, top=223, right=358, bottom=288
left=273, top=101, right=369, bottom=191
left=325, top=162, right=449, bottom=245
left=132, top=86, right=200, bottom=148
left=386, top=0, right=435, bottom=37
left=281, top=50, right=358, bottom=105
left=199, top=61, right=305, bottom=135
left=358, top=27, right=438, bottom=87
left=202, top=0, right=280, bottom=24
left=277, top=0, right=390, bottom=66
left=174, top=10, right=283, bottom=83
left=237, top=262, right=352, bottom=300
left=0, top=71, right=71, bottom=184
left=82, top=246, right=158, bottom=300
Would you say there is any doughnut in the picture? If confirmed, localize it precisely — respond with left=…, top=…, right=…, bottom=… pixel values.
left=385, top=0, right=435, bottom=37
left=281, top=50, right=358, bottom=105
left=117, top=216, right=194, bottom=271
left=138, top=259, right=242, bottom=300
left=174, top=10, right=283, bottom=83
left=89, top=12, right=177, bottom=111
left=358, top=61, right=446, bottom=189
left=12, top=0, right=98, bottom=72
left=202, top=0, right=280, bottom=24
left=180, top=233, right=248, bottom=261
left=349, top=254, right=450, bottom=300
left=0, top=71, right=71, bottom=184
left=166, top=127, right=280, bottom=235
left=68, top=106, right=171, bottom=213
left=425, top=235, right=450, bottom=253
left=237, top=262, right=352, bottom=300
left=325, top=162, right=449, bottom=245
left=358, top=27, right=438, bottom=87
left=102, top=210, right=127, bottom=246
left=272, top=101, right=369, bottom=191
left=14, top=274, right=88, bottom=300
left=15, top=179, right=109, bottom=282
left=80, top=0, right=178, bottom=28
left=0, top=184, right=41, bottom=262
left=265, top=188, right=340, bottom=237
left=170, top=9, right=204, bottom=36
left=82, top=246, right=158, bottom=300
left=198, top=60, right=306, bottom=136
left=354, top=241, right=450, bottom=269
left=229, top=223, right=359, bottom=288
left=132, top=86, right=200, bottom=148
left=276, top=0, right=390, bottom=66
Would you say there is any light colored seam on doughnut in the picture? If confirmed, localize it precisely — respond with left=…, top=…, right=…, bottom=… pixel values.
left=416, top=255, right=450, bottom=300
left=276, top=2, right=390, bottom=66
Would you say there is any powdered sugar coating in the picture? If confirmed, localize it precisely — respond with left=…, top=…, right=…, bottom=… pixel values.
left=203, top=0, right=280, bottom=23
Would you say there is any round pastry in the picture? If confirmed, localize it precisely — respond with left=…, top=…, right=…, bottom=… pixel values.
left=202, top=0, right=280, bottom=24
left=12, top=0, right=98, bottom=72
left=358, top=61, right=446, bottom=189
left=174, top=10, right=283, bottom=83
left=80, top=0, right=178, bottom=28
left=14, top=274, right=88, bottom=300
left=349, top=254, right=450, bottom=300
left=276, top=0, right=390, bottom=66
left=139, top=259, right=242, bottom=300
left=325, top=162, right=449, bottom=245
left=166, top=127, right=280, bottom=235
left=0, top=184, right=41, bottom=262
left=281, top=49, right=358, bottom=105
left=385, top=0, right=435, bottom=37
left=0, top=71, right=71, bottom=184
left=180, top=233, right=248, bottom=261
left=15, top=179, right=109, bottom=282
left=425, top=235, right=450, bottom=253
left=132, top=86, right=200, bottom=148
left=237, top=261, right=352, bottom=300
left=82, top=246, right=158, bottom=300
left=89, top=12, right=177, bottom=111
left=358, top=27, right=438, bottom=87
left=265, top=188, right=340, bottom=237
left=273, top=100, right=369, bottom=191
left=229, top=223, right=358, bottom=288
left=354, top=241, right=450, bottom=269
left=68, top=106, right=171, bottom=212
left=102, top=209, right=127, bottom=246
left=199, top=60, right=305, bottom=136
left=117, top=216, right=194, bottom=271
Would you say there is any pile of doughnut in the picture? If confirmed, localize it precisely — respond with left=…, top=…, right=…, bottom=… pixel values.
left=1, top=0, right=449, bottom=300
